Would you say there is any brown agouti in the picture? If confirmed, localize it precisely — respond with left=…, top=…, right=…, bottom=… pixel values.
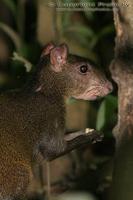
left=0, top=43, right=113, bottom=200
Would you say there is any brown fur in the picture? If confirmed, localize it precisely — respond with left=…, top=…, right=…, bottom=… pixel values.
left=0, top=44, right=112, bottom=200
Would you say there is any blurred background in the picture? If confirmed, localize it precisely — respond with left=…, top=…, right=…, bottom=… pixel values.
left=0, top=0, right=117, bottom=200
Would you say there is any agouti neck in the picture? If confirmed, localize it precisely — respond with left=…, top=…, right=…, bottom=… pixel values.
left=24, top=57, right=67, bottom=99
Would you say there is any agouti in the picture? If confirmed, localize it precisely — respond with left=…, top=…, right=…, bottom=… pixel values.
left=0, top=43, right=113, bottom=200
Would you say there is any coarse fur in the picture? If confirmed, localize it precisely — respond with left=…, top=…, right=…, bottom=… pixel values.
left=0, top=43, right=112, bottom=200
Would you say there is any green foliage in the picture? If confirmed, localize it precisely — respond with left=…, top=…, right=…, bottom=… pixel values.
left=0, top=22, right=22, bottom=50
left=64, top=24, right=95, bottom=48
left=57, top=0, right=117, bottom=137
left=0, top=0, right=39, bottom=89
left=59, top=0, right=114, bottom=63
left=0, top=0, right=117, bottom=136
left=1, top=0, right=17, bottom=17
left=96, top=95, right=118, bottom=136
left=12, top=52, right=32, bottom=72
left=0, top=3, right=118, bottom=198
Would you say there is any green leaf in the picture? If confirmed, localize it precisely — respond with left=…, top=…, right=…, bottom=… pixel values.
left=2, top=0, right=17, bottom=17
left=90, top=25, right=114, bottom=48
left=97, top=25, right=114, bottom=40
left=64, top=24, right=96, bottom=49
left=84, top=11, right=94, bottom=20
left=96, top=100, right=106, bottom=131
left=80, top=0, right=96, bottom=20
left=65, top=25, right=95, bottom=38
left=99, top=24, right=114, bottom=37
left=12, top=52, right=33, bottom=72
left=19, top=43, right=31, bottom=58
left=0, top=22, right=21, bottom=50
left=96, top=95, right=118, bottom=131
left=62, top=12, right=72, bottom=29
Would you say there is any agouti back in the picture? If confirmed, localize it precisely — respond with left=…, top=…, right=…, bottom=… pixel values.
left=0, top=43, right=112, bottom=200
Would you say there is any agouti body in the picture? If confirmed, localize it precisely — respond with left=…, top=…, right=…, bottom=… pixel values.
left=0, top=43, right=112, bottom=200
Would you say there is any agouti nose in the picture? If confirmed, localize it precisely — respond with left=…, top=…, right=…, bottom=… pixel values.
left=105, top=81, right=113, bottom=93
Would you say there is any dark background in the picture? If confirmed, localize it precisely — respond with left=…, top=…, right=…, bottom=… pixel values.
left=0, top=1, right=117, bottom=200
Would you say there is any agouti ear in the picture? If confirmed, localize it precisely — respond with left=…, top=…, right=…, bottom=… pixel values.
left=50, top=44, right=68, bottom=72
left=41, top=42, right=55, bottom=58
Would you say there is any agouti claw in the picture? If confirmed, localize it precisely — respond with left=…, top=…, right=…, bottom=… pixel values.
left=85, top=128, right=104, bottom=144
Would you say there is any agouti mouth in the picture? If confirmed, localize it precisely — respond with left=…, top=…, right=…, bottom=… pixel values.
left=86, top=85, right=112, bottom=100
left=88, top=81, right=113, bottom=96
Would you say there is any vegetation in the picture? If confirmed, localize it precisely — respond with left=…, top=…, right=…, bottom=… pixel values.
left=0, top=1, right=117, bottom=199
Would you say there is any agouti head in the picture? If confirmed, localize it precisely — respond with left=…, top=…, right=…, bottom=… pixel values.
left=37, top=43, right=113, bottom=100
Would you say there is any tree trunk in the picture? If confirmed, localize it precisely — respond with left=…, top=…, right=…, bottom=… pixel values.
left=110, top=0, right=133, bottom=199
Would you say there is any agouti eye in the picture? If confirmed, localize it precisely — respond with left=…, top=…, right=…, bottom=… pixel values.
left=80, top=65, right=88, bottom=74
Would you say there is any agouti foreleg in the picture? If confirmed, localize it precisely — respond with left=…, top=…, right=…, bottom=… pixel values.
left=38, top=130, right=103, bottom=161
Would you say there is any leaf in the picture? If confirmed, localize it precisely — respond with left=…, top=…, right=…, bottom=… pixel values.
left=0, top=22, right=21, bottom=50
left=97, top=25, right=114, bottom=40
left=62, top=12, right=72, bottom=29
left=90, top=25, right=114, bottom=48
left=65, top=25, right=95, bottom=38
left=12, top=52, right=33, bottom=72
left=84, top=11, right=94, bottom=20
left=96, top=100, right=106, bottom=131
left=80, top=0, right=96, bottom=20
left=96, top=95, right=118, bottom=131
left=2, top=0, right=17, bottom=17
